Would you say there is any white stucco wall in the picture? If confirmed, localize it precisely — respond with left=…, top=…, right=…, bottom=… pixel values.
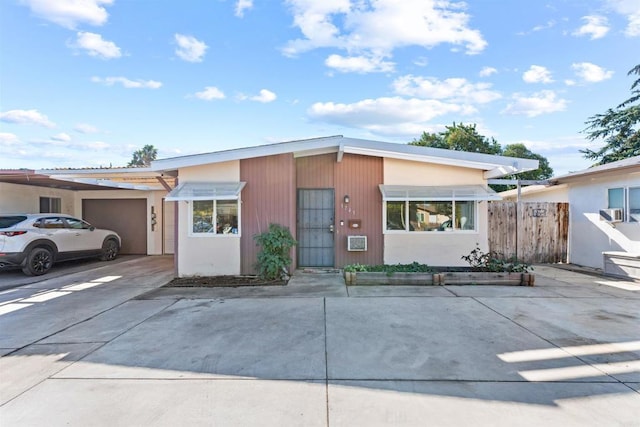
left=383, top=159, right=489, bottom=266
left=501, top=185, right=569, bottom=203
left=176, top=161, right=242, bottom=276
left=567, top=174, right=640, bottom=269
left=0, top=182, right=75, bottom=214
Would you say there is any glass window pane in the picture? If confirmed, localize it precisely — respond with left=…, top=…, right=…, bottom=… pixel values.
left=608, top=188, right=624, bottom=209
left=416, top=201, right=452, bottom=231
left=629, top=187, right=640, bottom=222
left=193, top=200, right=214, bottom=233
left=216, top=200, right=238, bottom=234
left=456, top=201, right=475, bottom=230
left=386, top=201, right=406, bottom=230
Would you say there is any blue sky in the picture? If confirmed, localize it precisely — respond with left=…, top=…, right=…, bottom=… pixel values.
left=0, top=0, right=638, bottom=175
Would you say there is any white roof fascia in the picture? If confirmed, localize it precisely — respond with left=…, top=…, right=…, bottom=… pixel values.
left=48, top=176, right=155, bottom=191
left=551, top=155, right=640, bottom=183
left=152, top=136, right=343, bottom=171
left=150, top=135, right=539, bottom=177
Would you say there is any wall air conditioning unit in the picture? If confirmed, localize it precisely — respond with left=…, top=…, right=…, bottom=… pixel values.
left=599, top=208, right=623, bottom=223
left=347, top=235, right=367, bottom=251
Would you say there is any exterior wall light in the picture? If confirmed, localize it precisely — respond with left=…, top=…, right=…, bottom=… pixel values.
left=344, top=195, right=350, bottom=204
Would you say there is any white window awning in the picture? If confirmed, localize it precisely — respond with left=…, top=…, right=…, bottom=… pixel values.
left=165, top=182, right=246, bottom=201
left=379, top=185, right=501, bottom=201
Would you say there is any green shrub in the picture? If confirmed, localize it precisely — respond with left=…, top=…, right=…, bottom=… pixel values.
left=254, top=224, right=297, bottom=280
left=461, top=244, right=531, bottom=273
left=343, top=262, right=432, bottom=274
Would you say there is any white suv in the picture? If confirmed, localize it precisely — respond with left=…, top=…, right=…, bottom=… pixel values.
left=0, top=214, right=121, bottom=276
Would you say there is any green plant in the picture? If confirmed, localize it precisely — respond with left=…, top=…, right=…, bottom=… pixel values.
left=254, top=223, right=297, bottom=280
left=461, top=244, right=531, bottom=273
left=343, top=262, right=432, bottom=274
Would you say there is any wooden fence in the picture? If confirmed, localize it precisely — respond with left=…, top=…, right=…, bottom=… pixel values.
left=488, top=202, right=569, bottom=264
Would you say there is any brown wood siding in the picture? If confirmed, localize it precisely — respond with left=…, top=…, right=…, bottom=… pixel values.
left=296, top=154, right=335, bottom=188
left=82, top=198, right=147, bottom=254
left=240, top=154, right=296, bottom=274
left=334, top=154, right=383, bottom=267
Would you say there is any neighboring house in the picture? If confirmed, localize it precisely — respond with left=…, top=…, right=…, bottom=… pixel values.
left=1, top=137, right=539, bottom=277
left=501, top=156, right=640, bottom=278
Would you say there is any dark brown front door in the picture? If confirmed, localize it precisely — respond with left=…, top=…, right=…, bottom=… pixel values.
left=297, top=189, right=334, bottom=267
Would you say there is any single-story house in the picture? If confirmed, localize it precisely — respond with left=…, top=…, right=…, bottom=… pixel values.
left=1, top=136, right=539, bottom=277
left=501, top=156, right=640, bottom=279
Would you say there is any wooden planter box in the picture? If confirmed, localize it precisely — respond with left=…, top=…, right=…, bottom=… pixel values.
left=344, top=271, right=534, bottom=286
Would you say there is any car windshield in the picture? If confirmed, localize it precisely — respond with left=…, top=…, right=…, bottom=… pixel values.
left=0, top=216, right=27, bottom=228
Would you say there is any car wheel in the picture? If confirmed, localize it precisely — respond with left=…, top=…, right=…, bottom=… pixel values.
left=22, top=247, right=53, bottom=276
left=100, top=239, right=119, bottom=261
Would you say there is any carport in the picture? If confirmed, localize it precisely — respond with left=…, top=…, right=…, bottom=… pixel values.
left=0, top=169, right=176, bottom=256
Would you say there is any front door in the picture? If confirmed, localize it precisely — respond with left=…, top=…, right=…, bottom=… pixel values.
left=297, top=189, right=334, bottom=267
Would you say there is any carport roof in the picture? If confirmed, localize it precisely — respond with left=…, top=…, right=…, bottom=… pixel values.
left=0, top=169, right=175, bottom=191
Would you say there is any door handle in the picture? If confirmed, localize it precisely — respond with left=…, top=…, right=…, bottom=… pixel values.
left=329, top=224, right=334, bottom=233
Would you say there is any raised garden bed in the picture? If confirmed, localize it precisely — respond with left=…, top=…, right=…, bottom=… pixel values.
left=344, top=270, right=534, bottom=286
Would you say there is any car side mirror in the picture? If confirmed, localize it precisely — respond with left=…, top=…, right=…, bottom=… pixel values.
left=90, top=226, right=95, bottom=231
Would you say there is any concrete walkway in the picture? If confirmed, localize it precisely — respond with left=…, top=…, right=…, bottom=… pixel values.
left=0, top=259, right=639, bottom=426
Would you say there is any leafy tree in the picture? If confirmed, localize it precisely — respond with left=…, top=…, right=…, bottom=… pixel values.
left=128, top=144, right=158, bottom=167
left=409, top=123, right=553, bottom=191
left=492, top=143, right=554, bottom=191
left=581, top=64, right=640, bottom=165
left=410, top=122, right=502, bottom=155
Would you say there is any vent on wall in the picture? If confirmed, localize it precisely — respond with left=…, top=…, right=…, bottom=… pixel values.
left=347, top=235, right=367, bottom=251
left=600, top=208, right=623, bottom=223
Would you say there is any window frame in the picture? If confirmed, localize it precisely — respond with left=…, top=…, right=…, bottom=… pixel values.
left=383, top=199, right=478, bottom=234
left=188, top=199, right=241, bottom=237
left=607, top=186, right=640, bottom=223
left=39, top=197, right=61, bottom=214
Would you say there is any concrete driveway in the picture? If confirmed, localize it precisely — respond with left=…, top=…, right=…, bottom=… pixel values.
left=0, top=259, right=639, bottom=426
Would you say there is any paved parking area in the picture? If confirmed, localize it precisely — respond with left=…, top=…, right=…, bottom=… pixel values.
left=0, top=259, right=639, bottom=426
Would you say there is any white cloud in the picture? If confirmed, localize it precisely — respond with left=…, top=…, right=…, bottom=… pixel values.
left=0, top=109, right=55, bottom=128
left=283, top=0, right=487, bottom=71
left=235, top=0, right=253, bottom=17
left=51, top=132, right=71, bottom=142
left=74, top=123, right=99, bottom=133
left=174, top=34, right=208, bottom=62
left=392, top=75, right=501, bottom=104
left=20, top=0, right=113, bottom=29
left=91, top=76, right=162, bottom=89
left=0, top=132, right=20, bottom=145
left=572, top=15, right=610, bottom=39
left=479, top=66, right=497, bottom=77
left=522, top=65, right=554, bottom=84
left=325, top=54, right=395, bottom=73
left=71, top=31, right=121, bottom=59
left=502, top=90, right=568, bottom=117
left=194, top=86, right=226, bottom=101
left=571, top=62, right=614, bottom=83
left=252, top=89, right=277, bottom=103
left=308, top=97, right=476, bottom=131
left=605, top=0, right=640, bottom=37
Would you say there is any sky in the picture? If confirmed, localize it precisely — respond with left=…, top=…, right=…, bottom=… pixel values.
left=0, top=0, right=638, bottom=176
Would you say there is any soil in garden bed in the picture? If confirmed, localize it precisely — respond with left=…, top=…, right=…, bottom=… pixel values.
left=165, top=275, right=287, bottom=288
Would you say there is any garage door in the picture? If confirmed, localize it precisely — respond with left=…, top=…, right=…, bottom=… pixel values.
left=82, top=199, right=147, bottom=254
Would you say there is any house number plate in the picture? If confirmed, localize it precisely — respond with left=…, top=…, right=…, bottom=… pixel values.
left=532, top=209, right=547, bottom=217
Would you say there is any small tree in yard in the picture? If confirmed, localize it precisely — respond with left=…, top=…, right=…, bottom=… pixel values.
left=254, top=223, right=297, bottom=281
